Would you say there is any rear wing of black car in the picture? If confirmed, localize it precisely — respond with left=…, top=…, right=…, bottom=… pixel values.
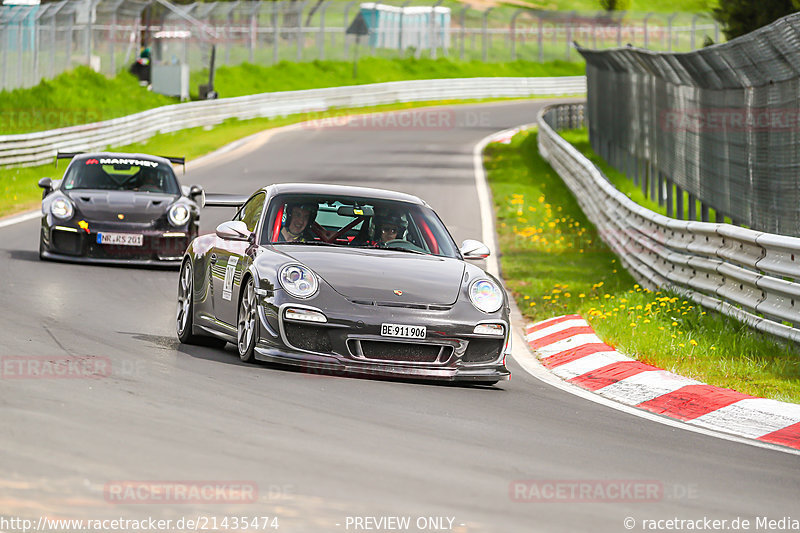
left=54, top=152, right=186, bottom=171
left=55, top=152, right=83, bottom=168
left=160, top=156, right=185, bottom=174
left=202, top=194, right=249, bottom=208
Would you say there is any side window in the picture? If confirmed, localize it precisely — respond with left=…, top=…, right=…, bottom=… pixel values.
left=234, top=193, right=265, bottom=233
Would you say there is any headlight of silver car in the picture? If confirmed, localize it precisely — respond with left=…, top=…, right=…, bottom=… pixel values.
left=168, top=204, right=190, bottom=226
left=50, top=197, right=74, bottom=219
left=469, top=279, right=504, bottom=313
left=279, top=264, right=319, bottom=299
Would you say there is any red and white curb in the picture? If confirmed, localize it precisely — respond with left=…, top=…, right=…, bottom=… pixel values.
left=526, top=314, right=800, bottom=451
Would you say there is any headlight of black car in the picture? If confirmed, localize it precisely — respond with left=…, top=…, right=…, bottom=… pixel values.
left=469, top=279, right=504, bottom=314
left=168, top=204, right=190, bottom=226
left=50, top=197, right=74, bottom=219
left=279, top=264, right=319, bottom=299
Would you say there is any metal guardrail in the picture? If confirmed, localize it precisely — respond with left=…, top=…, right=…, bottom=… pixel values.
left=0, top=76, right=585, bottom=168
left=538, top=102, right=800, bottom=344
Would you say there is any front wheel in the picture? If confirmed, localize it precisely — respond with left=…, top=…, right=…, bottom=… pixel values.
left=237, top=278, right=259, bottom=363
left=176, top=260, right=198, bottom=344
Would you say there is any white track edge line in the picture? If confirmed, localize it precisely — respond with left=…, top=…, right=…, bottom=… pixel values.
left=472, top=121, right=800, bottom=457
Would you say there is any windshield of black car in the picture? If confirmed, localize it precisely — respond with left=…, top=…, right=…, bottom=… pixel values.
left=62, top=158, right=180, bottom=194
left=264, top=194, right=460, bottom=259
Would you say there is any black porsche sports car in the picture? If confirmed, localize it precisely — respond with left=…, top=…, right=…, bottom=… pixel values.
left=38, top=152, right=204, bottom=266
left=177, top=183, right=511, bottom=383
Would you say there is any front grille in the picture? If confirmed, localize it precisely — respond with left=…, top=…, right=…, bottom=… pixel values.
left=51, top=231, right=83, bottom=255
left=284, top=322, right=333, bottom=353
left=463, top=338, right=503, bottom=363
left=351, top=340, right=449, bottom=363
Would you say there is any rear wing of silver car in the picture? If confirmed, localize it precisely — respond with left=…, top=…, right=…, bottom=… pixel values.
left=202, top=194, right=249, bottom=209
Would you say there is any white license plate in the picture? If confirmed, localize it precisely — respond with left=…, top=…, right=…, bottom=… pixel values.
left=97, top=233, right=143, bottom=246
left=381, top=323, right=426, bottom=339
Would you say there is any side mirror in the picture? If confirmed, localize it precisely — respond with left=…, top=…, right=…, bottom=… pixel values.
left=189, top=185, right=205, bottom=208
left=216, top=220, right=252, bottom=241
left=38, top=177, right=53, bottom=199
left=460, top=239, right=490, bottom=260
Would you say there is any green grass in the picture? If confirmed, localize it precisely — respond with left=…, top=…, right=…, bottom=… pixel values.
left=191, top=57, right=584, bottom=98
left=0, top=58, right=583, bottom=136
left=0, top=97, right=538, bottom=219
left=0, top=67, right=175, bottom=134
left=485, top=129, right=800, bottom=403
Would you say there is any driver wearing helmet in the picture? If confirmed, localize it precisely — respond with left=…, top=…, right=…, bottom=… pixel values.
left=373, top=212, right=408, bottom=246
left=279, top=202, right=318, bottom=242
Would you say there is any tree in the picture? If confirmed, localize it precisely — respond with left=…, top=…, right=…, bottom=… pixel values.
left=712, top=0, right=799, bottom=40
left=599, top=0, right=630, bottom=10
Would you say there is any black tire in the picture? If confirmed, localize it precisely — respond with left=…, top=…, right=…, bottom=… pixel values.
left=237, top=277, right=259, bottom=363
left=177, top=259, right=226, bottom=347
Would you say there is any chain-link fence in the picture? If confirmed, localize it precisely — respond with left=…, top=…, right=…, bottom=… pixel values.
left=579, top=13, right=800, bottom=237
left=0, top=0, right=719, bottom=91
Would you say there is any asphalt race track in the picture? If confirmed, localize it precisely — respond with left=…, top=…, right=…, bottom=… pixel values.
left=1, top=100, right=798, bottom=533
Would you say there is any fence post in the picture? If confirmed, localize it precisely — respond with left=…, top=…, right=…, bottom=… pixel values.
left=343, top=1, right=356, bottom=58
left=565, top=10, right=575, bottom=61
left=459, top=5, right=469, bottom=60
left=398, top=0, right=411, bottom=51
left=667, top=12, right=678, bottom=52
left=1, top=20, right=8, bottom=90
left=108, top=7, right=117, bottom=75
left=510, top=9, right=523, bottom=61
left=690, top=13, right=698, bottom=50
left=272, top=1, right=279, bottom=64
left=482, top=7, right=493, bottom=62
left=17, top=12, right=24, bottom=86
left=675, top=185, right=683, bottom=219
left=430, top=0, right=443, bottom=59
left=643, top=12, right=653, bottom=48
left=296, top=0, right=306, bottom=62
left=701, top=203, right=709, bottom=222
left=617, top=11, right=624, bottom=47
left=318, top=1, right=329, bottom=60
left=250, top=1, right=261, bottom=63
left=537, top=14, right=543, bottom=62
left=688, top=192, right=696, bottom=221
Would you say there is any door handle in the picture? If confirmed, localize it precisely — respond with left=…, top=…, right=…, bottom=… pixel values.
left=210, top=253, right=217, bottom=264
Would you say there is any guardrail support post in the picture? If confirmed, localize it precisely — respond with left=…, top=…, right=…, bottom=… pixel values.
left=657, top=172, right=665, bottom=206
left=675, top=185, right=683, bottom=219
left=688, top=192, right=696, bottom=221
left=701, top=203, right=709, bottom=222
